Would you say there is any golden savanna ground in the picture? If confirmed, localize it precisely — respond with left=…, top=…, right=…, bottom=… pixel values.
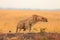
left=0, top=10, right=60, bottom=33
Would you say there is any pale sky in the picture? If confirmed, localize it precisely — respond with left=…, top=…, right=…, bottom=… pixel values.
left=0, top=0, right=60, bottom=9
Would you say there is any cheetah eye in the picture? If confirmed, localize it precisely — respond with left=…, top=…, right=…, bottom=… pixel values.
left=42, top=18, right=44, bottom=19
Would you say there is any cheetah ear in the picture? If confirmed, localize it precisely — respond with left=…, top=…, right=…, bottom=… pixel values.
left=23, top=28, right=26, bottom=31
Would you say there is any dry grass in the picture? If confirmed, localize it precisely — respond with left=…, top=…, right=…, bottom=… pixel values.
left=0, top=10, right=60, bottom=33
left=0, top=33, right=60, bottom=40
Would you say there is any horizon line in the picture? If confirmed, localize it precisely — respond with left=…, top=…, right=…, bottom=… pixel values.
left=0, top=8, right=60, bottom=11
